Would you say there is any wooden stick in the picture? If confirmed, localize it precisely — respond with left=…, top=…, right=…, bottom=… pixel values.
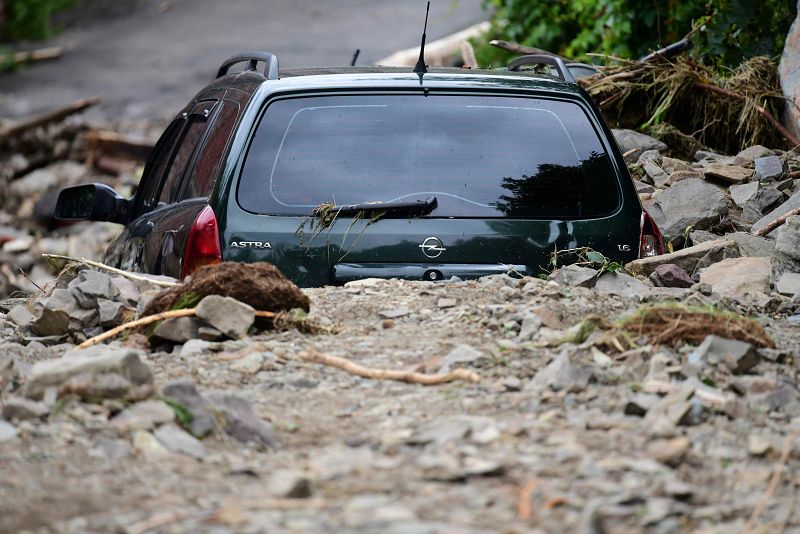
left=694, top=83, right=800, bottom=148
left=460, top=40, right=478, bottom=69
left=77, top=308, right=277, bottom=349
left=489, top=40, right=572, bottom=62
left=745, top=433, right=797, bottom=533
left=0, top=46, right=62, bottom=66
left=754, top=207, right=800, bottom=237
left=296, top=350, right=480, bottom=385
left=42, top=254, right=178, bottom=287
left=517, top=478, right=537, bottom=520
left=0, top=96, right=100, bottom=141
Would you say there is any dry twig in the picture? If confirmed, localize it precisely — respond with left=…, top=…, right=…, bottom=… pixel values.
left=296, top=350, right=480, bottom=385
left=42, top=254, right=178, bottom=287
left=517, top=478, right=538, bottom=520
left=0, top=96, right=100, bottom=141
left=77, top=308, right=276, bottom=349
left=753, top=207, right=800, bottom=237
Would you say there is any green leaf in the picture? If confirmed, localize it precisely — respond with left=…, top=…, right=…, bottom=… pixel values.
left=586, top=250, right=606, bottom=264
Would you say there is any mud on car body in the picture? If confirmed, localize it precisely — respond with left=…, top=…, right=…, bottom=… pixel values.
left=55, top=51, right=664, bottom=287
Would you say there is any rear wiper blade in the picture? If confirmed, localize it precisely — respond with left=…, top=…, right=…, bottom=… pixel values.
left=329, top=196, right=437, bottom=217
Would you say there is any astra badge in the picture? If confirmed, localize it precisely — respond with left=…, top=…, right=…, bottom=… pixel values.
left=230, top=241, right=272, bottom=249
left=419, top=236, right=446, bottom=259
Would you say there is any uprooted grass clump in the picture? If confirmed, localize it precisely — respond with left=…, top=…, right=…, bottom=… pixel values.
left=143, top=262, right=309, bottom=317
left=580, top=55, right=792, bottom=157
left=619, top=304, right=775, bottom=349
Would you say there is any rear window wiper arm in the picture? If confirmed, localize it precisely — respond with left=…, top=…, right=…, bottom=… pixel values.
left=328, top=196, right=437, bottom=217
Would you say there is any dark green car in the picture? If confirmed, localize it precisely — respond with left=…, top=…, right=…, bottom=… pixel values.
left=56, top=51, right=663, bottom=287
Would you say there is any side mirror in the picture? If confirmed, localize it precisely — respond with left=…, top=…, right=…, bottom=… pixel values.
left=55, top=184, right=132, bottom=225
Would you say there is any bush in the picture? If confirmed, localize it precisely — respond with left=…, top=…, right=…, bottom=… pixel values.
left=475, top=0, right=797, bottom=69
left=1, top=0, right=74, bottom=42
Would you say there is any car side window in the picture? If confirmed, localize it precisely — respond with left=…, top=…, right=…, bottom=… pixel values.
left=158, top=100, right=218, bottom=205
left=135, top=118, right=183, bottom=215
left=180, top=100, right=240, bottom=200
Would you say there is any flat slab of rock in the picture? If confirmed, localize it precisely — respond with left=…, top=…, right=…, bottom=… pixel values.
left=688, top=335, right=759, bottom=374
left=754, top=156, right=787, bottom=181
left=776, top=272, right=800, bottom=297
left=154, top=423, right=205, bottom=459
left=698, top=256, right=771, bottom=302
left=594, top=272, right=650, bottom=298
left=612, top=129, right=667, bottom=161
left=649, top=178, right=728, bottom=239
left=752, top=189, right=800, bottom=235
left=703, top=163, right=753, bottom=185
left=626, top=239, right=738, bottom=277
left=153, top=316, right=202, bottom=344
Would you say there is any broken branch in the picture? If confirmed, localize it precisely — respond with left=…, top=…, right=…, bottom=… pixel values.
left=0, top=46, right=63, bottom=67
left=0, top=96, right=100, bottom=141
left=753, top=207, right=800, bottom=237
left=489, top=40, right=572, bottom=63
left=42, top=254, right=178, bottom=288
left=460, top=40, right=478, bottom=69
left=296, top=350, right=481, bottom=385
left=77, top=308, right=277, bottom=349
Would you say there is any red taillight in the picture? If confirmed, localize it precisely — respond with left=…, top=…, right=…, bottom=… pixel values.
left=181, top=205, right=222, bottom=279
left=639, top=211, right=664, bottom=258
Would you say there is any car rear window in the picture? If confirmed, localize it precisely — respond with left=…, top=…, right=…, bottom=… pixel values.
left=238, top=94, right=620, bottom=218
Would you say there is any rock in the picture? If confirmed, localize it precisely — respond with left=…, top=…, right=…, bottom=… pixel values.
left=1, top=396, right=50, bottom=421
left=703, top=163, right=753, bottom=185
left=529, top=351, right=592, bottom=393
left=552, top=265, right=598, bottom=288
left=517, top=313, right=543, bottom=341
left=771, top=216, right=800, bottom=284
left=154, top=423, right=205, bottom=459
left=60, top=371, right=136, bottom=400
left=730, top=182, right=759, bottom=208
left=110, top=276, right=140, bottom=307
left=752, top=190, right=800, bottom=235
left=688, top=229, right=720, bottom=245
left=206, top=392, right=279, bottom=448
left=439, top=344, right=487, bottom=372
left=643, top=160, right=669, bottom=187
left=634, top=180, right=656, bottom=194
left=195, top=295, right=255, bottom=340
left=696, top=149, right=735, bottom=165
left=698, top=256, right=771, bottom=302
left=612, top=129, right=667, bottom=161
left=7, top=305, right=35, bottom=328
left=649, top=264, right=695, bottom=288
left=24, top=346, right=152, bottom=399
left=28, top=307, right=70, bottom=337
left=780, top=12, right=800, bottom=139
left=626, top=239, right=738, bottom=277
left=7, top=161, right=86, bottom=197
left=733, top=145, right=774, bottom=166
left=132, top=430, right=170, bottom=459
left=650, top=178, right=728, bottom=239
left=731, top=182, right=783, bottom=223
left=437, top=297, right=457, bottom=309
left=688, top=335, right=759, bottom=374
left=197, top=326, right=223, bottom=341
left=776, top=272, right=800, bottom=297
left=644, top=385, right=697, bottom=431
left=98, top=299, right=131, bottom=328
left=645, top=436, right=690, bottom=466
left=748, top=435, right=773, bottom=456
left=661, top=157, right=692, bottom=174
left=726, top=232, right=774, bottom=257
left=152, top=316, right=202, bottom=343
left=594, top=271, right=650, bottom=298
left=161, top=379, right=215, bottom=437
left=230, top=351, right=265, bottom=374
left=667, top=170, right=703, bottom=186
left=0, top=420, right=18, bottom=442
left=266, top=469, right=312, bottom=498
left=70, top=270, right=120, bottom=309
left=624, top=393, right=660, bottom=416
left=378, top=307, right=410, bottom=319
left=754, top=156, right=787, bottom=181
left=180, top=339, right=211, bottom=357
left=110, top=400, right=175, bottom=432
left=637, top=149, right=661, bottom=165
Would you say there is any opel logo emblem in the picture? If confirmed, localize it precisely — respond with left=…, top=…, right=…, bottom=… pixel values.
left=419, top=236, right=446, bottom=259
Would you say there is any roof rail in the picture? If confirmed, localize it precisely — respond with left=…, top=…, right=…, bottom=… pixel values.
left=216, top=51, right=279, bottom=80
left=507, top=54, right=576, bottom=84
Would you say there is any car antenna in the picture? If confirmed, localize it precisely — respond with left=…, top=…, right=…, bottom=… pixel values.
left=351, top=48, right=360, bottom=66
left=413, top=1, right=430, bottom=75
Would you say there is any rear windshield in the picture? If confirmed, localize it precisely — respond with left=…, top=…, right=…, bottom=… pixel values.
left=238, top=94, right=620, bottom=218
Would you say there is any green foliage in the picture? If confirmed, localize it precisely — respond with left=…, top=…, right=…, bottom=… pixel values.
left=475, top=0, right=796, bottom=69
left=2, top=0, right=74, bottom=42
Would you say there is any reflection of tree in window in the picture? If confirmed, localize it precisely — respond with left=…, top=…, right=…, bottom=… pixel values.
left=493, top=152, right=611, bottom=218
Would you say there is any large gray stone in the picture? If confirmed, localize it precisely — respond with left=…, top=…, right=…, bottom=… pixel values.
left=153, top=316, right=202, bottom=343
left=752, top=189, right=800, bottom=235
left=626, top=239, right=738, bottom=277
left=776, top=272, right=800, bottom=296
left=594, top=271, right=650, bottom=298
left=771, top=216, right=800, bottom=283
left=703, top=163, right=753, bottom=185
left=110, top=400, right=175, bottom=432
left=780, top=7, right=800, bottom=139
left=195, top=295, right=255, bottom=340
left=754, top=156, right=788, bottom=181
left=24, top=346, right=151, bottom=399
left=1, top=396, right=50, bottom=421
left=552, top=265, right=598, bottom=288
left=154, top=423, right=205, bottom=459
left=726, top=232, right=775, bottom=257
left=698, top=256, right=771, bottom=302
left=650, top=178, right=728, bottom=239
left=206, top=392, right=280, bottom=448
left=733, top=145, right=774, bottom=166
left=161, top=379, right=215, bottom=437
left=528, top=351, right=592, bottom=393
left=612, top=129, right=667, bottom=161
left=70, top=270, right=120, bottom=309
left=29, top=307, right=70, bottom=337
left=688, top=335, right=759, bottom=374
